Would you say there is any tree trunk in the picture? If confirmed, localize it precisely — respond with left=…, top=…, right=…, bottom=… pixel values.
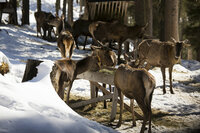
left=80, top=0, right=84, bottom=12
left=135, top=0, right=146, bottom=26
left=164, top=0, right=179, bottom=41
left=187, top=47, right=193, bottom=60
left=63, top=0, right=67, bottom=18
left=56, top=0, right=60, bottom=16
left=9, top=0, right=18, bottom=25
left=145, top=0, right=153, bottom=36
left=22, top=59, right=43, bottom=82
left=22, top=0, right=29, bottom=25
left=83, top=0, right=89, bottom=20
left=68, top=0, right=73, bottom=26
left=196, top=48, right=200, bottom=62
left=37, top=0, right=41, bottom=12
left=160, top=0, right=165, bottom=41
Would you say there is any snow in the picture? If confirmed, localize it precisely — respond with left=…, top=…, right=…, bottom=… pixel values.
left=0, top=0, right=200, bottom=133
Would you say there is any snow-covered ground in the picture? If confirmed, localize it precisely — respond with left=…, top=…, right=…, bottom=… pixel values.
left=0, top=0, right=200, bottom=133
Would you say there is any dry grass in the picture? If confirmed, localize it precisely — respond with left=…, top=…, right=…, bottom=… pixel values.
left=0, top=62, right=9, bottom=75
left=66, top=95, right=187, bottom=128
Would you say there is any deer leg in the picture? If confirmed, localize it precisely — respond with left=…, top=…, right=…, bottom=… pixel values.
left=117, top=90, right=124, bottom=127
left=109, top=85, right=112, bottom=102
left=118, top=43, right=122, bottom=64
left=161, top=67, right=166, bottom=94
left=66, top=81, right=74, bottom=104
left=137, top=100, right=149, bottom=133
left=83, top=36, right=87, bottom=50
left=102, top=83, right=107, bottom=109
left=48, top=28, right=52, bottom=39
left=169, top=66, right=174, bottom=94
left=57, top=72, right=65, bottom=100
left=130, top=99, right=136, bottom=127
left=75, top=36, right=79, bottom=49
left=69, top=44, right=74, bottom=59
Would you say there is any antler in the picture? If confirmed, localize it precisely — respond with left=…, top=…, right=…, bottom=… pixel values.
left=171, top=37, right=177, bottom=43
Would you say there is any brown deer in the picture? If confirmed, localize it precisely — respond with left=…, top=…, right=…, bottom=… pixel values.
left=57, top=30, right=75, bottom=59
left=55, top=55, right=101, bottom=104
left=56, top=15, right=75, bottom=59
left=138, top=38, right=190, bottom=94
left=47, top=15, right=72, bottom=36
left=34, top=11, right=55, bottom=39
left=91, top=45, right=117, bottom=108
left=52, top=46, right=117, bottom=104
left=72, top=19, right=93, bottom=50
left=89, top=21, right=147, bottom=64
left=114, top=64, right=156, bottom=133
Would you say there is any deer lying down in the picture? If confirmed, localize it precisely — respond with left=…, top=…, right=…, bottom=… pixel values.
left=138, top=38, right=190, bottom=94
left=114, top=64, right=156, bottom=133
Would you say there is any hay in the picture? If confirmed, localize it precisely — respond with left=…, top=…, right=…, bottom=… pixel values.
left=0, top=62, right=9, bottom=75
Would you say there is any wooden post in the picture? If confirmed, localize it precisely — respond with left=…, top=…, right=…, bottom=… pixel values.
left=110, top=87, right=118, bottom=122
left=90, top=81, right=97, bottom=107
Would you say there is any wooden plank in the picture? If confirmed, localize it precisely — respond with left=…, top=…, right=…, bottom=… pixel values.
left=91, top=82, right=143, bottom=120
left=70, top=94, right=113, bottom=108
left=77, top=71, right=114, bottom=85
left=110, top=87, right=118, bottom=122
left=90, top=81, right=97, bottom=107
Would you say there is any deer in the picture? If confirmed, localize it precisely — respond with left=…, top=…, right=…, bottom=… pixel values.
left=91, top=45, right=117, bottom=108
left=57, top=15, right=75, bottom=59
left=34, top=11, right=55, bottom=39
left=114, top=64, right=156, bottom=133
left=51, top=46, right=117, bottom=104
left=72, top=19, right=94, bottom=50
left=89, top=21, right=147, bottom=64
left=47, top=15, right=72, bottom=36
left=138, top=38, right=190, bottom=94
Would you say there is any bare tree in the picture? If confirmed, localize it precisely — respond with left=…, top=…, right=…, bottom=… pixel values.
left=9, top=0, right=18, bottom=25
left=22, top=0, right=29, bottom=25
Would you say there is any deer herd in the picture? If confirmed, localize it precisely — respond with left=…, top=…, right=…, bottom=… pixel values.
left=35, top=11, right=190, bottom=133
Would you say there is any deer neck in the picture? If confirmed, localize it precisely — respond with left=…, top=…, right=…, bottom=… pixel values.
left=168, top=44, right=180, bottom=64
left=76, top=56, right=92, bottom=75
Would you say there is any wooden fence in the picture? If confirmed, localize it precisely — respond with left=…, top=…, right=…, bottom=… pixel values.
left=87, top=1, right=129, bottom=23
